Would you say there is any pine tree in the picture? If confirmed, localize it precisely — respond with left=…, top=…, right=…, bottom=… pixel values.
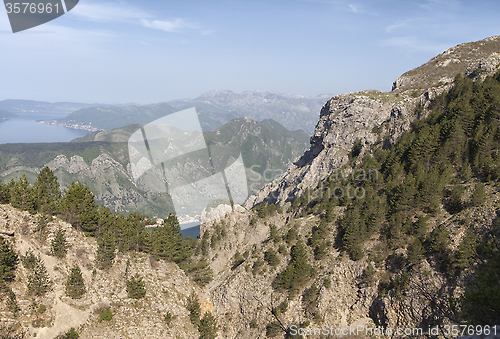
left=51, top=228, right=68, bottom=258
left=27, top=255, right=52, bottom=296
left=186, top=292, right=201, bottom=327
left=126, top=273, right=146, bottom=299
left=59, top=182, right=98, bottom=235
left=152, top=214, right=184, bottom=262
left=470, top=182, right=486, bottom=207
left=0, top=238, right=18, bottom=282
left=198, top=312, right=218, bottom=339
left=34, top=166, right=61, bottom=214
left=96, top=231, right=116, bottom=270
left=273, top=240, right=313, bottom=295
left=407, top=238, right=425, bottom=265
left=10, top=175, right=36, bottom=214
left=65, top=265, right=85, bottom=299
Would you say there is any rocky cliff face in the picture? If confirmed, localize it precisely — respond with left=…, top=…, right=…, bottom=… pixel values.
left=246, top=36, right=500, bottom=209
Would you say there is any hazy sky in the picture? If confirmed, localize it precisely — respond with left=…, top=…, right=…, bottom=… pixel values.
left=0, top=0, right=499, bottom=104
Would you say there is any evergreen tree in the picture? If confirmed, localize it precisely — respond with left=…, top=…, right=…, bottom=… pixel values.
left=65, top=265, right=85, bottom=299
left=0, top=238, right=18, bottom=282
left=152, top=214, right=184, bottom=263
left=51, top=228, right=68, bottom=258
left=198, top=312, right=218, bottom=339
left=10, top=175, right=36, bottom=214
left=0, top=180, right=9, bottom=204
left=273, top=240, right=313, bottom=295
left=96, top=231, right=116, bottom=270
left=407, top=238, right=425, bottom=265
left=264, top=249, right=280, bottom=267
left=126, top=273, right=146, bottom=299
left=186, top=292, right=201, bottom=327
left=470, top=182, right=486, bottom=207
left=27, top=255, right=52, bottom=296
left=34, top=166, right=61, bottom=214
left=59, top=182, right=98, bottom=235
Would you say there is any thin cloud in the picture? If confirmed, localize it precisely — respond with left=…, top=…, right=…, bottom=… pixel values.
left=140, top=18, right=201, bottom=33
left=71, top=1, right=210, bottom=35
left=385, top=19, right=414, bottom=33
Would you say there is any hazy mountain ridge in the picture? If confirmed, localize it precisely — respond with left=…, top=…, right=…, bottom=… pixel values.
left=0, top=100, right=103, bottom=118
left=43, top=90, right=331, bottom=134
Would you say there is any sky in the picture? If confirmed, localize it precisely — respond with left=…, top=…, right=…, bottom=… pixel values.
left=0, top=0, right=499, bottom=105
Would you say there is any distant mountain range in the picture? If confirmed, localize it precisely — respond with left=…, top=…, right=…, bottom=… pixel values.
left=0, top=117, right=309, bottom=218
left=35, top=90, right=330, bottom=134
left=0, top=99, right=103, bottom=118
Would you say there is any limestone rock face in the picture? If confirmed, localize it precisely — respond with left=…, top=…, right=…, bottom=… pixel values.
left=247, top=36, right=500, bottom=209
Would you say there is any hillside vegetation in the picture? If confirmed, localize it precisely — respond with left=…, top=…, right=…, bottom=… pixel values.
left=192, top=70, right=500, bottom=338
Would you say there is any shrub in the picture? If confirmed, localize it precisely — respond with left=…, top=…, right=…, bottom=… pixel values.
left=264, top=249, right=280, bottom=267
left=98, top=307, right=113, bottom=322
left=164, top=311, right=177, bottom=326
left=362, top=265, right=376, bottom=286
left=266, top=322, right=282, bottom=337
left=323, top=278, right=331, bottom=289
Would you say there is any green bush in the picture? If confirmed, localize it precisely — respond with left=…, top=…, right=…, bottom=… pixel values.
left=266, top=322, right=282, bottom=337
left=264, top=249, right=280, bottom=267
left=164, top=311, right=177, bottom=326
left=98, top=307, right=113, bottom=322
left=323, top=278, right=331, bottom=289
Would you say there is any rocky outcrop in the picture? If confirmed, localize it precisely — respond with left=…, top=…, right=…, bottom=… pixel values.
left=246, top=35, right=500, bottom=208
left=392, top=35, right=500, bottom=92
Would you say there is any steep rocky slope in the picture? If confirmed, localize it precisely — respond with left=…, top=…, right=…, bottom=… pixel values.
left=246, top=35, right=500, bottom=208
left=198, top=35, right=500, bottom=339
left=0, top=204, right=205, bottom=339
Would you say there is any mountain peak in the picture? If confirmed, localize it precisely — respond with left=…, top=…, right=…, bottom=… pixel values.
left=392, top=35, right=500, bottom=92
